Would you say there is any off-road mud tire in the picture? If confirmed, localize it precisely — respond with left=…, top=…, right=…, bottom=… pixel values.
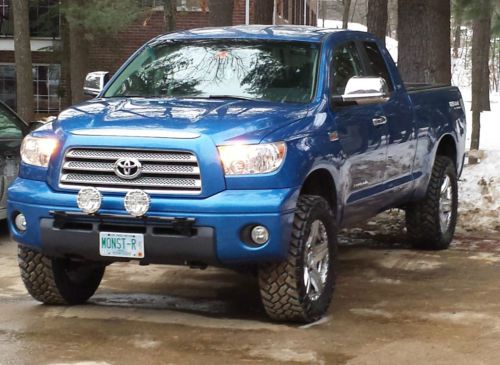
left=18, top=246, right=105, bottom=305
left=406, top=156, right=458, bottom=250
left=258, top=195, right=337, bottom=323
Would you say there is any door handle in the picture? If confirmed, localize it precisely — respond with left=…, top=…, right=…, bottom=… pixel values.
left=372, top=116, right=387, bottom=126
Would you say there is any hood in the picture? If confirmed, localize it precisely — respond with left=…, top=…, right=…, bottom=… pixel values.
left=53, top=98, right=311, bottom=145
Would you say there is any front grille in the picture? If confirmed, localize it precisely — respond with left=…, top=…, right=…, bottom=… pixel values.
left=59, top=148, right=202, bottom=194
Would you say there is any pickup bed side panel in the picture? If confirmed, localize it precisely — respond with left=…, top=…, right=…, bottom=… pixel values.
left=408, top=86, right=466, bottom=201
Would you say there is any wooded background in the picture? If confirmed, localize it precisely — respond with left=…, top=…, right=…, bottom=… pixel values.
left=10, top=0, right=500, bottom=160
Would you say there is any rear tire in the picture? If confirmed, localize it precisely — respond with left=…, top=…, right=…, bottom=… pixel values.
left=258, top=195, right=337, bottom=323
left=18, top=246, right=105, bottom=305
left=405, top=156, right=458, bottom=250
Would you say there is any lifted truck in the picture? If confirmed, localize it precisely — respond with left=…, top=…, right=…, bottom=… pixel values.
left=8, top=25, right=466, bottom=323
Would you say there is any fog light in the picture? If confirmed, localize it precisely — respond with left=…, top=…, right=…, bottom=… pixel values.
left=14, top=213, right=27, bottom=232
left=77, top=187, right=102, bottom=214
left=124, top=190, right=150, bottom=217
left=251, top=225, right=269, bottom=245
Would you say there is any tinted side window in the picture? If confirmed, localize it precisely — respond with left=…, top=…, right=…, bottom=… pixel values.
left=362, top=42, right=393, bottom=91
left=331, top=42, right=364, bottom=95
left=0, top=105, right=23, bottom=139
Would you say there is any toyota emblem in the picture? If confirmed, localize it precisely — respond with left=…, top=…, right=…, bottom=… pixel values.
left=114, top=158, right=142, bottom=180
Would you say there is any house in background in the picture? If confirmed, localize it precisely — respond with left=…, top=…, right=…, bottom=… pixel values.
left=0, top=0, right=318, bottom=117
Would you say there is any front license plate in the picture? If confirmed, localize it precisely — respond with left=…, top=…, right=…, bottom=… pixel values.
left=99, top=232, right=145, bottom=259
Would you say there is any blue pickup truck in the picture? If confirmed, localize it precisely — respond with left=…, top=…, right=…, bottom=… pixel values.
left=8, top=25, right=465, bottom=323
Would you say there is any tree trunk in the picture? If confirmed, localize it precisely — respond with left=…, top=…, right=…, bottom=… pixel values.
left=60, top=13, right=72, bottom=109
left=452, top=11, right=462, bottom=58
left=69, top=20, right=89, bottom=104
left=342, top=0, right=351, bottom=29
left=397, top=0, right=451, bottom=85
left=254, top=0, right=273, bottom=24
left=164, top=0, right=176, bottom=32
left=469, top=0, right=492, bottom=163
left=12, top=0, right=34, bottom=122
left=367, top=0, right=388, bottom=45
left=208, top=0, right=234, bottom=26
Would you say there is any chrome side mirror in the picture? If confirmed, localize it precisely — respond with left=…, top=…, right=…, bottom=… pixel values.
left=83, top=71, right=110, bottom=97
left=334, top=76, right=390, bottom=106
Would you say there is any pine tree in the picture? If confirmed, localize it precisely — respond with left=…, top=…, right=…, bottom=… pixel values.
left=254, top=0, right=274, bottom=24
left=208, top=0, right=234, bottom=26
left=12, top=0, right=34, bottom=121
left=367, top=0, right=388, bottom=45
left=164, top=0, right=176, bottom=32
left=342, top=0, right=351, bottom=29
left=398, top=0, right=451, bottom=85
left=469, top=0, right=492, bottom=163
left=61, top=0, right=142, bottom=103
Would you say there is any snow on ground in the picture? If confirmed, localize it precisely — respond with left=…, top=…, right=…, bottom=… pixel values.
left=458, top=149, right=500, bottom=233
left=458, top=90, right=500, bottom=233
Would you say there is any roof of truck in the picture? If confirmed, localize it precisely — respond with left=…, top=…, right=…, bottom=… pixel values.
left=154, top=25, right=348, bottom=43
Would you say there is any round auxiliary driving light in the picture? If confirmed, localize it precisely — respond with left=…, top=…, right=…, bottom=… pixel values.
left=124, top=190, right=150, bottom=217
left=251, top=225, right=269, bottom=245
left=14, top=213, right=27, bottom=232
left=77, top=187, right=102, bottom=214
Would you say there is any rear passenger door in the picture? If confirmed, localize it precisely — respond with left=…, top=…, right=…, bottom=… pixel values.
left=360, top=41, right=415, bottom=199
left=329, top=42, right=389, bottom=219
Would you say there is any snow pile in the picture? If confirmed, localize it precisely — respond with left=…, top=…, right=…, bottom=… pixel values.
left=458, top=89, right=500, bottom=232
left=462, top=88, right=500, bottom=152
left=317, top=19, right=398, bottom=61
left=458, top=150, right=500, bottom=233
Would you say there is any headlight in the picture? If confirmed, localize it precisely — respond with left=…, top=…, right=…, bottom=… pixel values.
left=21, top=135, right=58, bottom=167
left=218, top=142, right=286, bottom=175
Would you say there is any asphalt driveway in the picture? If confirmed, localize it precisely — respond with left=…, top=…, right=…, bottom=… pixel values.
left=1, top=218, right=500, bottom=365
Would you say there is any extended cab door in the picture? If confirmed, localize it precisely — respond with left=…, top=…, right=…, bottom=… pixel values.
left=359, top=41, right=416, bottom=202
left=328, top=41, right=389, bottom=223
left=0, top=103, right=26, bottom=219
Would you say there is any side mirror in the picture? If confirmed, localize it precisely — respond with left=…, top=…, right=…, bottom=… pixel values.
left=83, top=71, right=110, bottom=97
left=333, top=76, right=389, bottom=106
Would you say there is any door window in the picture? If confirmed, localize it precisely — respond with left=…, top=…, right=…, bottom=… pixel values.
left=331, top=42, right=364, bottom=96
left=362, top=42, right=393, bottom=91
left=0, top=104, right=23, bottom=139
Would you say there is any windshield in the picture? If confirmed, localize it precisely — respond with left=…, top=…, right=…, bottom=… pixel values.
left=104, top=40, right=319, bottom=104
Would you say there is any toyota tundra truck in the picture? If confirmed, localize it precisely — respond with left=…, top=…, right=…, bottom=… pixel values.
left=8, top=25, right=466, bottom=323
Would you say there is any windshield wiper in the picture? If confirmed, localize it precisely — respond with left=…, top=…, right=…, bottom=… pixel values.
left=205, top=95, right=257, bottom=101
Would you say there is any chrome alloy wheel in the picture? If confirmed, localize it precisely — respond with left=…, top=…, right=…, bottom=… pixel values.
left=439, top=175, right=453, bottom=233
left=303, top=220, right=330, bottom=301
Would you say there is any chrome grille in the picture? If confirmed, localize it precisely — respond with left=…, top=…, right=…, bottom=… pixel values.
left=59, top=148, right=202, bottom=194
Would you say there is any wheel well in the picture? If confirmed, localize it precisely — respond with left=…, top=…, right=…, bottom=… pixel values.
left=300, top=169, right=337, bottom=211
left=436, top=135, right=457, bottom=168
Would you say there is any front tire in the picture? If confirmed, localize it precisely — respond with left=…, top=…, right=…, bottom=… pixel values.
left=258, top=195, right=337, bottom=323
left=405, top=156, right=458, bottom=250
left=18, top=246, right=105, bottom=305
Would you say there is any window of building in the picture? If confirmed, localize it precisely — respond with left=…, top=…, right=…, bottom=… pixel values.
left=0, top=0, right=59, bottom=38
left=0, top=64, right=15, bottom=110
left=141, top=0, right=163, bottom=8
left=33, top=64, right=61, bottom=113
left=141, top=0, right=205, bottom=12
left=0, top=64, right=61, bottom=115
left=176, top=0, right=204, bottom=11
